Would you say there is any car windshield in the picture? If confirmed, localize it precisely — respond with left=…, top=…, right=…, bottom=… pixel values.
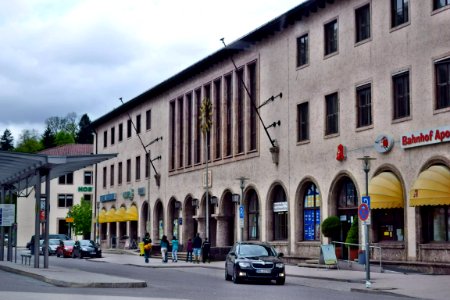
left=238, top=244, right=276, bottom=257
left=48, top=239, right=60, bottom=245
left=64, top=240, right=75, bottom=246
left=80, top=240, right=95, bottom=247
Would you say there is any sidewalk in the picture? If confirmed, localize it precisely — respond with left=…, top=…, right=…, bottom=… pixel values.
left=1, top=248, right=449, bottom=299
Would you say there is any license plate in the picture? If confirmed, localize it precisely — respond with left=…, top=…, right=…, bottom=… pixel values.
left=256, top=269, right=271, bottom=274
left=90, top=252, right=96, bottom=255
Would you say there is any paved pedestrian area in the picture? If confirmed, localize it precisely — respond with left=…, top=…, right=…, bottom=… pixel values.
left=1, top=249, right=449, bottom=300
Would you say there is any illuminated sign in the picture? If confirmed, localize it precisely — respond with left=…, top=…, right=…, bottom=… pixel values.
left=401, top=126, right=450, bottom=149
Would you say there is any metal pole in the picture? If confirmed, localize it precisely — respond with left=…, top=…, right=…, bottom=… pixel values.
left=240, top=180, right=244, bottom=242
left=364, top=167, right=371, bottom=287
left=205, top=134, right=209, bottom=241
left=147, top=151, right=151, bottom=235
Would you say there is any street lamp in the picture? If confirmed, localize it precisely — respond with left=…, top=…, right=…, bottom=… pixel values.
left=236, top=177, right=249, bottom=242
left=357, top=155, right=376, bottom=288
left=210, top=196, right=218, bottom=207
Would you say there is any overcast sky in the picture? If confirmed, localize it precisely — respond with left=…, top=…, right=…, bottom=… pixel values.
left=0, top=0, right=304, bottom=144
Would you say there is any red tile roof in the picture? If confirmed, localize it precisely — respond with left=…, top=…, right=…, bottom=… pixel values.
left=39, top=144, right=93, bottom=156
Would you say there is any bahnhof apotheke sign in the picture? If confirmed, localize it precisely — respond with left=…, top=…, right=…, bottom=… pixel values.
left=401, top=125, right=450, bottom=149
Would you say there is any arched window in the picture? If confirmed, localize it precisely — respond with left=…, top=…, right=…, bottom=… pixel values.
left=338, top=178, right=357, bottom=209
left=247, top=190, right=259, bottom=240
left=273, top=186, right=288, bottom=240
left=303, top=183, right=321, bottom=241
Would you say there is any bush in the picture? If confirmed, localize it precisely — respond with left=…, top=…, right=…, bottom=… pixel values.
left=321, top=216, right=340, bottom=241
left=345, top=217, right=359, bottom=245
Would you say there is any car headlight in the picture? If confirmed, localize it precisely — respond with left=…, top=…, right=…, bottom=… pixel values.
left=81, top=247, right=88, bottom=251
left=238, top=262, right=251, bottom=268
left=275, top=263, right=284, bottom=268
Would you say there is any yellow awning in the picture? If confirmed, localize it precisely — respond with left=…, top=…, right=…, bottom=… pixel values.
left=98, top=209, right=107, bottom=224
left=125, top=205, right=139, bottom=221
left=410, top=165, right=450, bottom=206
left=105, top=208, right=116, bottom=223
left=369, top=172, right=404, bottom=209
left=115, top=206, right=127, bottom=222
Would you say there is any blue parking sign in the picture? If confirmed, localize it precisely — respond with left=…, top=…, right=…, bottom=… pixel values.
left=362, top=196, right=370, bottom=209
left=239, top=205, right=244, bottom=219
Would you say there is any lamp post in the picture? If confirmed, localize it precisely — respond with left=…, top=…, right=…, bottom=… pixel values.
left=236, top=177, right=249, bottom=242
left=145, top=136, right=163, bottom=235
left=357, top=155, right=376, bottom=288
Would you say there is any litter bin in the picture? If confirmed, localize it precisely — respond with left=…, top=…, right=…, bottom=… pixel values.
left=139, top=242, right=144, bottom=256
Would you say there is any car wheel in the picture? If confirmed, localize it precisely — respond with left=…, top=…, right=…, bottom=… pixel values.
left=276, top=277, right=285, bottom=285
left=225, top=266, right=231, bottom=281
left=71, top=252, right=75, bottom=259
left=79, top=252, right=83, bottom=259
left=232, top=266, right=240, bottom=284
left=56, top=253, right=60, bottom=258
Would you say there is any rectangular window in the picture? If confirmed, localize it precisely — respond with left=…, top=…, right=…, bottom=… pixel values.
left=435, top=58, right=450, bottom=110
left=126, top=159, right=131, bottom=182
left=186, top=93, right=193, bottom=166
left=297, top=102, right=309, bottom=142
left=297, top=34, right=309, bottom=67
left=225, top=74, right=233, bottom=157
left=146, top=109, right=151, bottom=131
left=103, top=130, right=107, bottom=148
left=236, top=68, right=244, bottom=153
left=356, top=84, right=372, bottom=128
left=58, top=194, right=73, bottom=208
left=214, top=79, right=222, bottom=159
left=178, top=97, right=184, bottom=168
left=136, top=114, right=141, bottom=134
left=355, top=4, right=371, bottom=43
left=393, top=71, right=410, bottom=119
left=195, top=88, right=202, bottom=164
left=324, top=19, right=338, bottom=56
left=127, top=119, right=132, bottom=138
left=204, top=84, right=211, bottom=161
left=110, top=127, right=115, bottom=145
left=325, top=93, right=339, bottom=135
left=391, top=0, right=409, bottom=28
left=118, top=123, right=123, bottom=142
left=102, top=166, right=107, bottom=188
left=118, top=162, right=123, bottom=185
left=434, top=0, right=450, bottom=10
left=170, top=100, right=176, bottom=170
left=83, top=194, right=92, bottom=203
left=274, top=212, right=288, bottom=240
left=84, top=171, right=93, bottom=185
left=110, top=164, right=114, bottom=187
left=135, top=156, right=141, bottom=181
left=422, top=206, right=450, bottom=242
left=248, top=62, right=257, bottom=151
left=58, top=173, right=73, bottom=185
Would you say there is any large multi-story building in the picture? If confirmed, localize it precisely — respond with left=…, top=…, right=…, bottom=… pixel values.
left=92, top=0, right=450, bottom=265
left=17, top=144, right=95, bottom=247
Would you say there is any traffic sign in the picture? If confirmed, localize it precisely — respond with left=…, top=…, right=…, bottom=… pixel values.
left=239, top=205, right=244, bottom=219
left=358, top=203, right=370, bottom=221
left=362, top=196, right=371, bottom=209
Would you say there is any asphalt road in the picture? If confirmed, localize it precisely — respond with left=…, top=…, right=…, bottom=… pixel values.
left=0, top=256, right=406, bottom=300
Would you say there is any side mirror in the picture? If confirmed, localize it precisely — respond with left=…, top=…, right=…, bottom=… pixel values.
left=278, top=252, right=284, bottom=258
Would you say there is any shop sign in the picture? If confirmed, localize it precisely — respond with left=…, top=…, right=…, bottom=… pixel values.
left=122, top=189, right=134, bottom=200
left=273, top=201, right=288, bottom=212
left=401, top=125, right=450, bottom=149
left=78, top=186, right=93, bottom=192
left=374, top=134, right=394, bottom=153
left=336, top=144, right=346, bottom=161
left=138, top=187, right=146, bottom=196
left=100, top=193, right=117, bottom=202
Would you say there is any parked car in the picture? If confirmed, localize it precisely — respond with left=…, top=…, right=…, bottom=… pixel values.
left=27, top=234, right=69, bottom=250
left=72, top=240, right=102, bottom=258
left=39, top=239, right=60, bottom=255
left=56, top=240, right=75, bottom=258
left=225, top=241, right=285, bottom=285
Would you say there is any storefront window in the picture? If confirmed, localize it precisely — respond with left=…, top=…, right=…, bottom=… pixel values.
left=303, top=183, right=321, bottom=241
left=372, top=209, right=404, bottom=242
left=247, top=190, right=259, bottom=240
left=338, top=179, right=357, bottom=208
left=273, top=186, right=288, bottom=241
left=422, top=206, right=450, bottom=242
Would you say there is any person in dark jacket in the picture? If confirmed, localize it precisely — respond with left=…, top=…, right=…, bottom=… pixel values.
left=201, top=238, right=211, bottom=263
left=143, top=232, right=152, bottom=263
left=192, top=233, right=202, bottom=264
left=160, top=235, right=169, bottom=263
left=185, top=238, right=193, bottom=262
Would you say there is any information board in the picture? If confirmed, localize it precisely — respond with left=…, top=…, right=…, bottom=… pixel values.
left=320, top=244, right=337, bottom=265
left=0, top=204, right=15, bottom=226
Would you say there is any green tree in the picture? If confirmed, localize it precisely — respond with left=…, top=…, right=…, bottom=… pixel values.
left=67, top=199, right=92, bottom=237
left=76, top=113, right=93, bottom=144
left=0, top=129, right=14, bottom=151
left=55, top=131, right=75, bottom=146
left=41, top=125, right=56, bottom=149
left=14, top=129, right=43, bottom=153
left=45, top=112, right=78, bottom=136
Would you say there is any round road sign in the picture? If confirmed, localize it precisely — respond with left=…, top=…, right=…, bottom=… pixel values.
left=358, top=203, right=370, bottom=221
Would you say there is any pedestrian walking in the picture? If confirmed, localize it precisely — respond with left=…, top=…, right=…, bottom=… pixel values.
left=185, top=238, right=193, bottom=262
left=160, top=235, right=169, bottom=263
left=201, top=237, right=211, bottom=263
left=171, top=236, right=179, bottom=262
left=192, top=233, right=202, bottom=264
left=143, top=233, right=152, bottom=263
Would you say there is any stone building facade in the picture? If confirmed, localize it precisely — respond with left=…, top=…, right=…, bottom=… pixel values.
left=92, top=0, right=450, bottom=263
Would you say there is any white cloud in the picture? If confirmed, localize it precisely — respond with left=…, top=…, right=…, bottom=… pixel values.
left=0, top=0, right=304, bottom=142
